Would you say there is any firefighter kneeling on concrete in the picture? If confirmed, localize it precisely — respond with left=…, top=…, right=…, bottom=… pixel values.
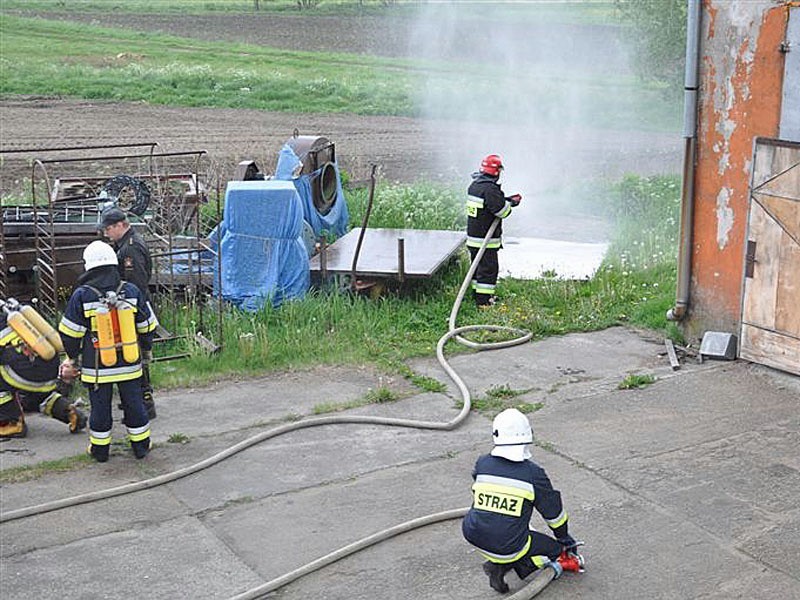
left=462, top=408, right=583, bottom=593
left=0, top=303, right=87, bottom=438
left=58, top=241, right=159, bottom=462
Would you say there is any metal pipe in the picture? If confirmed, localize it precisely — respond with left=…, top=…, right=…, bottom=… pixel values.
left=36, top=149, right=203, bottom=165
left=319, top=236, right=328, bottom=280
left=0, top=142, right=158, bottom=155
left=668, top=0, right=702, bottom=322
left=397, top=237, right=405, bottom=283
left=350, top=164, right=377, bottom=290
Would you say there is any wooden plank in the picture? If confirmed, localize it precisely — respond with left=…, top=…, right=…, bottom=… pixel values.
left=755, top=192, right=800, bottom=246
left=776, top=237, right=800, bottom=336
left=740, top=323, right=800, bottom=376
left=664, top=338, right=681, bottom=370
left=743, top=201, right=781, bottom=328
left=309, top=228, right=466, bottom=279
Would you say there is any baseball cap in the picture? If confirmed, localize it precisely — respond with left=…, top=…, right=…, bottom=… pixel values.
left=98, top=207, right=127, bottom=230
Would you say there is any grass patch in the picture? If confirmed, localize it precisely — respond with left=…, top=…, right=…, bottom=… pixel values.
left=0, top=0, right=416, bottom=16
left=618, top=373, right=657, bottom=389
left=347, top=183, right=465, bottom=231
left=407, top=373, right=447, bottom=394
left=0, top=14, right=419, bottom=116
left=313, top=385, right=399, bottom=414
left=458, top=384, right=544, bottom=414
left=0, top=1, right=633, bottom=25
left=167, top=432, right=191, bottom=444
left=147, top=174, right=681, bottom=390
left=0, top=13, right=679, bottom=130
left=0, top=453, right=92, bottom=483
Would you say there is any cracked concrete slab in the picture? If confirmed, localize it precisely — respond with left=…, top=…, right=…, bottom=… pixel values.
left=1, top=327, right=798, bottom=599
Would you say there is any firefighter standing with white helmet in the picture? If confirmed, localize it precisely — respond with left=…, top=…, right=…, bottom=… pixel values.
left=462, top=408, right=583, bottom=593
left=99, top=206, right=157, bottom=420
left=466, top=154, right=522, bottom=307
left=58, top=241, right=158, bottom=462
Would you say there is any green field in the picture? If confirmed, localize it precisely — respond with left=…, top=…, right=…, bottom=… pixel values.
left=0, top=8, right=680, bottom=129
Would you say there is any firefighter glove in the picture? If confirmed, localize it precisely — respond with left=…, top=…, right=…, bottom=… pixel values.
left=508, top=194, right=522, bottom=207
left=557, top=535, right=578, bottom=551
left=142, top=349, right=154, bottom=365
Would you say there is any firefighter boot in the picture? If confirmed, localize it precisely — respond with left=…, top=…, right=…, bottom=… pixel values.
left=67, top=405, right=87, bottom=434
left=88, top=443, right=109, bottom=463
left=482, top=561, right=510, bottom=594
left=0, top=418, right=27, bottom=438
left=476, top=295, right=496, bottom=309
left=42, top=391, right=87, bottom=434
left=131, top=437, right=151, bottom=459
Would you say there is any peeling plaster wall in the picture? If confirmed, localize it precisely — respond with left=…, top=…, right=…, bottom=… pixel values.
left=686, top=0, right=786, bottom=339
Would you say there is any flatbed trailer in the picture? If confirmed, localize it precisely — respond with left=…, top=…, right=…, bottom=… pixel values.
left=310, top=227, right=466, bottom=282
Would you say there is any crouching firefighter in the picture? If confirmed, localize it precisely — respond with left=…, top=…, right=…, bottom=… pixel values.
left=462, top=409, right=584, bottom=593
left=58, top=241, right=159, bottom=462
left=0, top=298, right=87, bottom=438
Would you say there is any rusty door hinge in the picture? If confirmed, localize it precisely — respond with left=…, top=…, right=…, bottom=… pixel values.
left=745, top=240, right=757, bottom=278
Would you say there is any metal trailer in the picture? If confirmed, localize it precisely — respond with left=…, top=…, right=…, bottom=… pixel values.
left=0, top=143, right=223, bottom=355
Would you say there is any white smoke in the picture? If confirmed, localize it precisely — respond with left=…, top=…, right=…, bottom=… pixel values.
left=404, top=2, right=680, bottom=244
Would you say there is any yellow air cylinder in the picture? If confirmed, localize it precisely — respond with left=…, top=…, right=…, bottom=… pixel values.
left=20, top=304, right=64, bottom=353
left=7, top=311, right=57, bottom=361
left=95, top=305, right=118, bottom=367
left=117, top=303, right=140, bottom=364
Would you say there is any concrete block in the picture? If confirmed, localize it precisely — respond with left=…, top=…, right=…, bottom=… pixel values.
left=700, top=332, right=737, bottom=360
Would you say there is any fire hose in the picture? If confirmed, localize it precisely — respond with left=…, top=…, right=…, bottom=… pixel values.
left=0, top=219, right=562, bottom=599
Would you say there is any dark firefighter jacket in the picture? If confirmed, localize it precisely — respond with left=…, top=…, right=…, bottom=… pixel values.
left=0, top=313, right=59, bottom=394
left=462, top=454, right=570, bottom=562
left=115, top=226, right=152, bottom=301
left=58, top=265, right=158, bottom=385
left=466, top=174, right=514, bottom=249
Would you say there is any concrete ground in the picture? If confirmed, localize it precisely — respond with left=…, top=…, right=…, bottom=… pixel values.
left=1, top=327, right=798, bottom=600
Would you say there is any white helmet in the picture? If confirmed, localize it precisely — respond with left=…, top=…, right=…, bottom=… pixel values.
left=491, top=408, right=533, bottom=462
left=83, top=240, right=118, bottom=271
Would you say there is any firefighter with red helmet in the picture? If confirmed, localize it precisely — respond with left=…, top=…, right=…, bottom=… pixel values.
left=58, top=241, right=158, bottom=462
left=466, top=154, right=522, bottom=306
left=462, top=409, right=583, bottom=593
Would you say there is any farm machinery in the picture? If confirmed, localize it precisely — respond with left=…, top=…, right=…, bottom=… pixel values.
left=0, top=142, right=216, bottom=316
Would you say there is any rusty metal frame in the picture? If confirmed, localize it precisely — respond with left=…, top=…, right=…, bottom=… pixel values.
left=27, top=143, right=159, bottom=317
left=1, top=143, right=223, bottom=355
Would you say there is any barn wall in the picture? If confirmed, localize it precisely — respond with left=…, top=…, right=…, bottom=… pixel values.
left=684, top=0, right=788, bottom=340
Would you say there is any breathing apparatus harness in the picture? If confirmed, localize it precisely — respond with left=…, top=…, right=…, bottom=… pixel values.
left=84, top=284, right=140, bottom=367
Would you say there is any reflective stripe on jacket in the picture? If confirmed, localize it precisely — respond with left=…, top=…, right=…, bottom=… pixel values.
left=462, top=453, right=569, bottom=558
left=466, top=175, right=513, bottom=248
left=59, top=279, right=158, bottom=384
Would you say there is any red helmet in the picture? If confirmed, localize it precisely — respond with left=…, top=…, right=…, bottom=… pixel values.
left=479, top=154, right=503, bottom=177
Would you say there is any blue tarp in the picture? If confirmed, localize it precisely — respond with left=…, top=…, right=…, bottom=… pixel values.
left=213, top=180, right=309, bottom=311
left=275, top=143, right=350, bottom=241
